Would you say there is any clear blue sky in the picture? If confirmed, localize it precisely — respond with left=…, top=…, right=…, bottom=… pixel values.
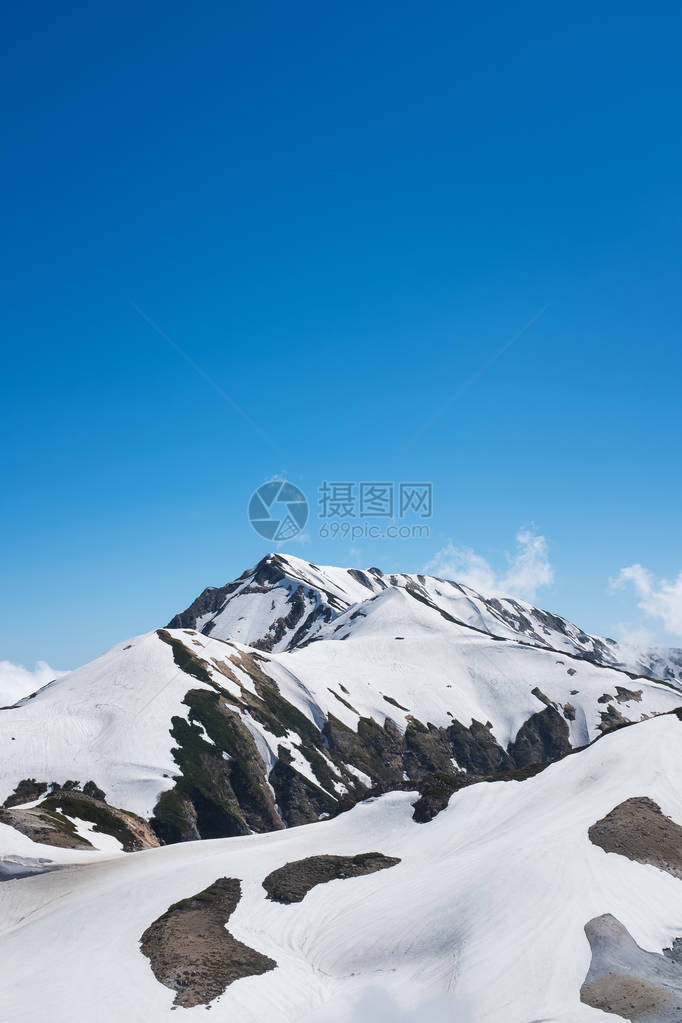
left=2, top=1, right=681, bottom=667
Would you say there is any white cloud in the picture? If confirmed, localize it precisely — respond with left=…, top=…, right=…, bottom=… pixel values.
left=610, top=623, right=655, bottom=664
left=0, top=660, right=67, bottom=707
left=425, top=527, right=554, bottom=601
left=610, top=564, right=682, bottom=637
left=426, top=544, right=497, bottom=592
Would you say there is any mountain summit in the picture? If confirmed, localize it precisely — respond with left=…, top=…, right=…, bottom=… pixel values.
left=169, top=552, right=682, bottom=680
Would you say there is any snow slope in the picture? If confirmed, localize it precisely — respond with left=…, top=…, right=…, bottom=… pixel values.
left=1, top=601, right=680, bottom=825
left=3, top=713, right=682, bottom=1023
left=0, top=631, right=191, bottom=818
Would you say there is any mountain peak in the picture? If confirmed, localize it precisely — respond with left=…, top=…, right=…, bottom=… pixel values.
left=165, top=555, right=682, bottom=684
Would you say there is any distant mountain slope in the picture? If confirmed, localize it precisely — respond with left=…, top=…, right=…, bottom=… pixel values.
left=4, top=713, right=682, bottom=1023
left=169, top=554, right=682, bottom=683
left=2, top=555, right=681, bottom=847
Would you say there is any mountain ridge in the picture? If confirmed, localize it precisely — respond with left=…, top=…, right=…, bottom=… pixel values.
left=168, top=552, right=682, bottom=683
left=2, top=554, right=681, bottom=851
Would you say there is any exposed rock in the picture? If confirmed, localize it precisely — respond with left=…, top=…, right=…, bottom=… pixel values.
left=588, top=796, right=682, bottom=880
left=263, top=852, right=401, bottom=904
left=0, top=805, right=94, bottom=849
left=507, top=706, right=571, bottom=767
left=166, top=583, right=243, bottom=631
left=1, top=787, right=159, bottom=851
left=383, top=694, right=410, bottom=711
left=150, top=688, right=284, bottom=844
left=40, top=790, right=159, bottom=850
left=411, top=771, right=479, bottom=822
left=581, top=914, right=682, bottom=1021
left=664, top=939, right=682, bottom=965
left=412, top=761, right=549, bottom=823
left=615, top=685, right=643, bottom=703
left=269, top=749, right=337, bottom=826
left=82, top=780, right=106, bottom=800
left=156, top=629, right=216, bottom=687
left=404, top=719, right=461, bottom=779
left=140, top=878, right=275, bottom=1008
left=329, top=688, right=360, bottom=714
left=531, top=687, right=556, bottom=708
left=324, top=713, right=407, bottom=787
left=3, top=778, right=48, bottom=808
left=447, top=719, right=513, bottom=775
left=149, top=630, right=624, bottom=843
left=598, top=704, right=631, bottom=733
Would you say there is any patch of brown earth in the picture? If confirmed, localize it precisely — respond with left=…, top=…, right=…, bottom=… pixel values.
left=140, top=877, right=276, bottom=1008
left=583, top=973, right=679, bottom=1018
left=263, top=852, right=401, bottom=904
left=589, top=796, right=682, bottom=880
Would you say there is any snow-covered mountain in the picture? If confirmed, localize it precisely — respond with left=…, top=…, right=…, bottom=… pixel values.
left=4, top=711, right=682, bottom=1022
left=169, top=553, right=682, bottom=682
left=1, top=554, right=681, bottom=849
left=4, top=553, right=682, bottom=1022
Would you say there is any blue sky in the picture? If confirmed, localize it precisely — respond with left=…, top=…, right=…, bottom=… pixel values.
left=1, top=1, right=681, bottom=668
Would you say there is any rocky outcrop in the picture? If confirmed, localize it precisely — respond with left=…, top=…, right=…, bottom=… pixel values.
left=508, top=706, right=571, bottom=767
left=448, top=719, right=514, bottom=774
left=0, top=805, right=94, bottom=849
left=411, top=760, right=550, bottom=823
left=1, top=783, right=159, bottom=851
left=581, top=914, right=682, bottom=1021
left=150, top=688, right=284, bottom=844
left=2, top=778, right=48, bottom=808
left=598, top=703, right=631, bottom=733
left=39, top=789, right=159, bottom=851
left=149, top=664, right=590, bottom=843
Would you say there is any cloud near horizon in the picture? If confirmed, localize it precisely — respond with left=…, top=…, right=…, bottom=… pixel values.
left=0, top=660, right=67, bottom=706
left=610, top=564, right=682, bottom=638
left=425, top=527, right=554, bottom=601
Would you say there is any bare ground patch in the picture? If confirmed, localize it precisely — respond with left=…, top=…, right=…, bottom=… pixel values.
left=589, top=796, right=682, bottom=880
left=262, top=852, right=400, bottom=904
left=140, top=877, right=276, bottom=1008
